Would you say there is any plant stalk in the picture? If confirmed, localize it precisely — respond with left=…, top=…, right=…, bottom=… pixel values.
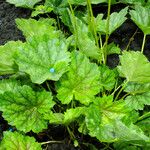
left=141, top=34, right=146, bottom=53
left=86, top=0, right=99, bottom=47
left=103, top=0, right=111, bottom=64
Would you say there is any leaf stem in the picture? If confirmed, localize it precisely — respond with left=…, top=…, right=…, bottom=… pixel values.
left=86, top=0, right=99, bottom=47
left=41, top=140, right=63, bottom=145
left=141, top=34, right=146, bottom=53
left=115, top=81, right=128, bottom=100
left=137, top=112, right=150, bottom=122
left=125, top=28, right=138, bottom=51
left=68, top=0, right=77, bottom=49
left=103, top=0, right=111, bottom=64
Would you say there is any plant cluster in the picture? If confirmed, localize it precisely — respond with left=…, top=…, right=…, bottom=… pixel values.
left=0, top=0, right=150, bottom=149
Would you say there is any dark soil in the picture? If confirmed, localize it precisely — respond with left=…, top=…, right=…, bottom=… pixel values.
left=0, top=1, right=150, bottom=150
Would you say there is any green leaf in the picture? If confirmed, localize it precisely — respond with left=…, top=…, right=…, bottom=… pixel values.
left=57, top=51, right=100, bottom=105
left=96, top=7, right=128, bottom=35
left=0, top=79, right=20, bottom=94
left=15, top=35, right=70, bottom=84
left=70, top=12, right=101, bottom=60
left=114, top=140, right=150, bottom=150
left=119, top=0, right=145, bottom=5
left=130, top=5, right=150, bottom=35
left=16, top=18, right=56, bottom=38
left=113, top=121, right=149, bottom=141
left=0, top=85, right=55, bottom=133
left=118, top=51, right=150, bottom=83
left=44, top=112, right=64, bottom=124
left=64, top=107, right=86, bottom=124
left=60, top=9, right=101, bottom=60
left=137, top=116, right=150, bottom=137
left=124, top=82, right=150, bottom=110
left=6, top=0, right=41, bottom=8
left=1, top=131, right=42, bottom=150
left=31, top=5, right=53, bottom=17
left=85, top=96, right=132, bottom=142
left=99, top=65, right=117, bottom=91
left=0, top=41, right=23, bottom=75
left=105, top=42, right=121, bottom=55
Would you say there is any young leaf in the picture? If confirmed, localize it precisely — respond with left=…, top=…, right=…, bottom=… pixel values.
left=130, top=5, right=150, bottom=35
left=57, top=51, right=100, bottom=105
left=15, top=35, right=70, bottom=84
left=96, top=7, right=128, bottom=35
left=0, top=85, right=55, bottom=133
left=84, top=96, right=133, bottom=142
left=118, top=51, right=150, bottom=83
left=6, top=0, right=41, bottom=8
left=60, top=9, right=101, bottom=60
left=31, top=5, right=53, bottom=17
left=1, top=131, right=42, bottom=150
left=99, top=65, right=117, bottom=91
left=0, top=41, right=23, bottom=75
left=44, top=112, right=64, bottom=124
left=105, top=42, right=121, bottom=55
left=0, top=79, right=20, bottom=94
left=16, top=18, right=56, bottom=38
left=124, top=82, right=150, bottom=110
left=64, top=107, right=86, bottom=124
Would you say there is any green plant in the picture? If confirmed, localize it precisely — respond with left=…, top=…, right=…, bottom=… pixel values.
left=1, top=0, right=150, bottom=149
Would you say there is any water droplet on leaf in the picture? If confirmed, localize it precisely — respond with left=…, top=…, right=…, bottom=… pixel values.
left=50, top=68, right=55, bottom=73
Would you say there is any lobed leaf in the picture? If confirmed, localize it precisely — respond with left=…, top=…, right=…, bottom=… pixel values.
left=96, top=7, right=128, bottom=35
left=1, top=131, right=42, bottom=150
left=99, top=65, right=117, bottom=91
left=0, top=79, right=20, bottom=94
left=0, top=41, right=23, bottom=75
left=118, top=51, right=150, bottom=83
left=130, top=5, right=150, bottom=35
left=84, top=96, right=135, bottom=142
left=64, top=107, right=86, bottom=124
left=15, top=34, right=70, bottom=84
left=0, top=85, right=55, bottom=133
left=16, top=18, right=56, bottom=38
left=6, top=0, right=41, bottom=8
left=124, top=82, right=150, bottom=110
left=57, top=51, right=100, bottom=105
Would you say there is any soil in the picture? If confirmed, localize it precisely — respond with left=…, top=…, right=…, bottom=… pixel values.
left=0, top=1, right=150, bottom=150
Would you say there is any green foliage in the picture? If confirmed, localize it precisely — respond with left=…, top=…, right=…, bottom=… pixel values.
left=16, top=18, right=56, bottom=38
left=118, top=51, right=150, bottom=83
left=130, top=5, right=150, bottom=35
left=96, top=7, right=128, bottom=35
left=6, top=0, right=41, bottom=8
left=0, top=85, right=54, bottom=133
left=15, top=34, right=70, bottom=84
left=0, top=41, right=23, bottom=75
left=1, top=1, right=150, bottom=149
left=0, top=79, right=20, bottom=94
left=1, top=131, right=42, bottom=150
left=124, top=82, right=150, bottom=110
left=57, top=51, right=100, bottom=105
left=99, top=65, right=117, bottom=91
